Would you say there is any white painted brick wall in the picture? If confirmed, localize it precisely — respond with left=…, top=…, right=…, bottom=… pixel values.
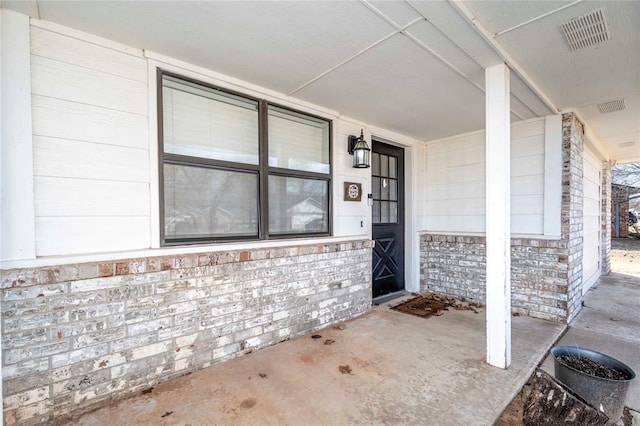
left=1, top=240, right=373, bottom=425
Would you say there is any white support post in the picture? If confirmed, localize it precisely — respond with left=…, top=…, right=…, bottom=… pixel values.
left=485, top=63, right=511, bottom=369
left=1, top=9, right=36, bottom=262
left=544, top=115, right=562, bottom=237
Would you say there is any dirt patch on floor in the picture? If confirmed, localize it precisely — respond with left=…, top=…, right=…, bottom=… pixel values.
left=495, top=393, right=524, bottom=426
left=391, top=293, right=483, bottom=318
left=611, top=238, right=640, bottom=275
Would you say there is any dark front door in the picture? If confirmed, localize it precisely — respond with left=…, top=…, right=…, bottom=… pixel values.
left=371, top=140, right=404, bottom=299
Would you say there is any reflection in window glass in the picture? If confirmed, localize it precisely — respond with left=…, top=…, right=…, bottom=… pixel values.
left=268, top=106, right=330, bottom=174
left=371, top=148, right=400, bottom=224
left=381, top=178, right=389, bottom=200
left=381, top=201, right=389, bottom=223
left=390, top=202, right=398, bottom=223
left=162, top=76, right=259, bottom=164
left=372, top=153, right=380, bottom=175
left=389, top=156, right=397, bottom=178
left=373, top=177, right=381, bottom=199
left=160, top=73, right=332, bottom=244
left=380, top=154, right=388, bottom=177
left=373, top=201, right=381, bottom=225
left=164, top=164, right=258, bottom=239
left=269, top=175, right=329, bottom=234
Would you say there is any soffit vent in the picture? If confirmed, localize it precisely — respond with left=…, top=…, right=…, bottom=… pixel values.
left=598, top=99, right=626, bottom=114
left=560, top=9, right=610, bottom=51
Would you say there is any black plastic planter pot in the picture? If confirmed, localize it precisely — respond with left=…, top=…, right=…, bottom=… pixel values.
left=551, top=345, right=636, bottom=424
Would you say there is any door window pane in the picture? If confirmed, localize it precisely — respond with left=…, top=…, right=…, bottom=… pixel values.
left=162, top=76, right=259, bottom=164
left=390, top=180, right=397, bottom=201
left=269, top=175, right=328, bottom=234
left=164, top=164, right=258, bottom=239
left=372, top=153, right=380, bottom=175
left=381, top=178, right=390, bottom=200
left=372, top=177, right=381, bottom=199
left=389, top=156, right=397, bottom=178
left=380, top=154, right=389, bottom=177
left=268, top=106, right=330, bottom=174
left=373, top=201, right=381, bottom=224
left=381, top=201, right=390, bottom=223
left=390, top=202, right=398, bottom=223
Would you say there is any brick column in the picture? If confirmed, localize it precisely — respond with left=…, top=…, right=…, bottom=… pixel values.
left=561, top=112, right=584, bottom=322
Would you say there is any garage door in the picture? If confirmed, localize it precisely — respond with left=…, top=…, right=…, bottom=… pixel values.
left=582, top=148, right=601, bottom=294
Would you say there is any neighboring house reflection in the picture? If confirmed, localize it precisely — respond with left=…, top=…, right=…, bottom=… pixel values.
left=287, top=197, right=326, bottom=232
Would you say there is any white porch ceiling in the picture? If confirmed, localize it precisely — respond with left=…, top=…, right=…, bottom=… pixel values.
left=3, top=0, right=639, bottom=162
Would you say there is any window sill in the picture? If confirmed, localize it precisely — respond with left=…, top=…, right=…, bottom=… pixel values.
left=1, top=235, right=372, bottom=270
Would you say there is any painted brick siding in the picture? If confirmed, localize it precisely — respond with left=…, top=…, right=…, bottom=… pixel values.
left=420, top=235, right=569, bottom=322
left=420, top=112, right=594, bottom=325
left=562, top=113, right=584, bottom=322
left=1, top=240, right=373, bottom=425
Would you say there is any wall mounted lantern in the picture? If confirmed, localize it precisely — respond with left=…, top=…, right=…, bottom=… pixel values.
left=348, top=129, right=371, bottom=169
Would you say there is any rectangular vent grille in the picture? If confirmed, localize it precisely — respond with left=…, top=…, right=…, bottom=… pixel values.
left=598, top=99, right=626, bottom=114
left=560, top=9, right=610, bottom=51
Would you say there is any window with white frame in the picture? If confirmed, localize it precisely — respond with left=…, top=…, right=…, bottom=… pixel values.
left=158, top=71, right=331, bottom=245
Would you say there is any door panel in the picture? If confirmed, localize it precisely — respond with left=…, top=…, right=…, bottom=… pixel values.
left=372, top=141, right=404, bottom=298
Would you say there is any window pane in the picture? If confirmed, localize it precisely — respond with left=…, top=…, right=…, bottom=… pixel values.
left=372, top=177, right=380, bottom=199
left=373, top=201, right=381, bottom=224
left=269, top=175, right=329, bottom=234
left=381, top=178, right=389, bottom=201
left=162, top=76, right=259, bottom=164
left=390, top=201, right=398, bottom=223
left=381, top=201, right=389, bottom=223
left=372, top=153, right=380, bottom=175
left=389, top=156, right=397, bottom=178
left=164, top=164, right=258, bottom=239
left=268, top=106, right=330, bottom=174
left=390, top=179, right=397, bottom=201
left=380, top=154, right=389, bottom=177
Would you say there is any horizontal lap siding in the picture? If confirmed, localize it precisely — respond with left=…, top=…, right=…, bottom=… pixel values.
left=30, top=26, right=150, bottom=256
left=582, top=149, right=601, bottom=292
left=425, top=118, right=545, bottom=234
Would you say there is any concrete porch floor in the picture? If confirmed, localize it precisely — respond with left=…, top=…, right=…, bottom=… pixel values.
left=67, top=301, right=564, bottom=425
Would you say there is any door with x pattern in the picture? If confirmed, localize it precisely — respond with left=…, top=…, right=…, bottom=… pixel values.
left=371, top=140, right=404, bottom=299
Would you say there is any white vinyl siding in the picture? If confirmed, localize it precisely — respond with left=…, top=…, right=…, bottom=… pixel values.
left=425, top=118, right=546, bottom=235
left=582, top=147, right=602, bottom=293
left=30, top=25, right=150, bottom=256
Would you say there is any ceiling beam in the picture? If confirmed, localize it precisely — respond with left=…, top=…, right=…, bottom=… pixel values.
left=494, top=0, right=584, bottom=37
left=287, top=17, right=424, bottom=96
left=449, top=0, right=559, bottom=115
left=390, top=0, right=527, bottom=120
left=361, top=0, right=487, bottom=96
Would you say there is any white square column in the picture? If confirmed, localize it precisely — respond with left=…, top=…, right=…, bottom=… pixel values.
left=485, top=63, right=511, bottom=369
left=1, top=9, right=36, bottom=261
